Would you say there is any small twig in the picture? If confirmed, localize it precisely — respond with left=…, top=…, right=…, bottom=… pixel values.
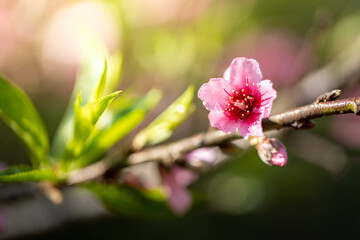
left=128, top=95, right=360, bottom=165
left=68, top=93, right=360, bottom=184
left=67, top=154, right=121, bottom=185
left=264, top=96, right=360, bottom=130
left=315, top=89, right=341, bottom=103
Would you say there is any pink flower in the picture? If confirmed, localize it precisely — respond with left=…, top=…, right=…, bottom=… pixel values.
left=159, top=165, right=197, bottom=215
left=198, top=57, right=277, bottom=139
left=256, top=138, right=288, bottom=167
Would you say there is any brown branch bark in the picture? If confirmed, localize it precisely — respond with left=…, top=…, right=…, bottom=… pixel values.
left=67, top=92, right=360, bottom=184
left=127, top=95, right=360, bottom=165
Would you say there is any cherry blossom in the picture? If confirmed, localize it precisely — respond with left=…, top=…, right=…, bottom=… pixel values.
left=198, top=57, right=277, bottom=139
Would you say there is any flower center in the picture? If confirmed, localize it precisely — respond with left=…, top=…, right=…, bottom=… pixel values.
left=223, top=89, right=254, bottom=120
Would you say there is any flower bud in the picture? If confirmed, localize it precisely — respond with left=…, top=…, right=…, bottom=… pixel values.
left=256, top=138, right=288, bottom=166
left=185, top=147, right=217, bottom=169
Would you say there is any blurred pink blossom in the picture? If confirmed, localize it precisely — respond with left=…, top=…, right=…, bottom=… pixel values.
left=159, top=165, right=197, bottom=215
left=123, top=0, right=212, bottom=26
left=331, top=85, right=360, bottom=148
left=256, top=138, right=288, bottom=167
left=198, top=57, right=277, bottom=139
left=185, top=147, right=217, bottom=165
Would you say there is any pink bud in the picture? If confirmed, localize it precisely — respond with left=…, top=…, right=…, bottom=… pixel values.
left=256, top=138, right=288, bottom=166
left=185, top=147, right=217, bottom=167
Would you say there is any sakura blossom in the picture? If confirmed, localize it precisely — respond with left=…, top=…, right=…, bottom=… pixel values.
left=198, top=57, right=277, bottom=139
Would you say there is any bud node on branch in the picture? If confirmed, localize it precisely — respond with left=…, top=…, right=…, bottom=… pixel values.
left=68, top=91, right=360, bottom=184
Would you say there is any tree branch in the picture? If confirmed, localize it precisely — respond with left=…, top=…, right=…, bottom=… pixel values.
left=127, top=95, right=360, bottom=164
left=67, top=91, right=360, bottom=184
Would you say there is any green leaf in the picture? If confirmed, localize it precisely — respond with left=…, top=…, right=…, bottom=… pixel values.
left=61, top=91, right=121, bottom=166
left=0, top=165, right=57, bottom=183
left=103, top=53, right=123, bottom=95
left=70, top=89, right=162, bottom=169
left=51, top=23, right=123, bottom=159
left=92, top=59, right=108, bottom=102
left=0, top=76, right=49, bottom=166
left=51, top=59, right=107, bottom=159
left=133, top=85, right=196, bottom=150
left=86, top=183, right=172, bottom=217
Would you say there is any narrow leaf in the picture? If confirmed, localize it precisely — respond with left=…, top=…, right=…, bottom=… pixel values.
left=71, top=89, right=162, bottom=168
left=0, top=76, right=49, bottom=166
left=62, top=91, right=121, bottom=165
left=92, top=59, right=107, bottom=101
left=0, top=165, right=57, bottom=183
left=51, top=23, right=123, bottom=158
left=133, top=85, right=195, bottom=150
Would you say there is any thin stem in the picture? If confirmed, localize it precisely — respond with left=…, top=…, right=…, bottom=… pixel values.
left=67, top=92, right=360, bottom=184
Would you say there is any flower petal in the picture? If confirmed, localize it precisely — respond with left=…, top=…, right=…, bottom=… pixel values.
left=229, top=57, right=262, bottom=88
left=223, top=67, right=230, bottom=81
left=208, top=110, right=238, bottom=133
left=237, top=110, right=264, bottom=139
left=198, top=78, right=232, bottom=111
left=258, top=80, right=277, bottom=118
left=173, top=166, right=197, bottom=187
left=168, top=184, right=192, bottom=215
left=159, top=166, right=196, bottom=216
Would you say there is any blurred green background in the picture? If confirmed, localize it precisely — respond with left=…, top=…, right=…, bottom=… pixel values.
left=1, top=0, right=360, bottom=239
